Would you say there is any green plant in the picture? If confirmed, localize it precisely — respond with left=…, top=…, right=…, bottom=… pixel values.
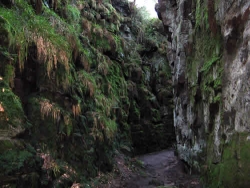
left=0, top=85, right=25, bottom=127
left=213, top=94, right=221, bottom=103
left=201, top=56, right=220, bottom=74
left=214, top=78, right=222, bottom=90
left=65, top=4, right=80, bottom=26
left=195, top=0, right=209, bottom=30
left=0, top=149, right=34, bottom=174
left=3, top=64, right=15, bottom=87
left=77, top=70, right=97, bottom=97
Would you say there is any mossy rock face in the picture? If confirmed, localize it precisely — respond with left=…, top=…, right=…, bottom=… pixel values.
left=151, top=108, right=161, bottom=123
left=0, top=17, right=11, bottom=46
left=0, top=140, right=17, bottom=154
left=0, top=141, right=42, bottom=186
left=0, top=81, right=26, bottom=134
left=128, top=100, right=141, bottom=123
left=0, top=0, right=175, bottom=185
left=207, top=133, right=250, bottom=187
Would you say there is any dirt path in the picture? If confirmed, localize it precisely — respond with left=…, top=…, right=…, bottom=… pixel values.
left=102, top=149, right=202, bottom=188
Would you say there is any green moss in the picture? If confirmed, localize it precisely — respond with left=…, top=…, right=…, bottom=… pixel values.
left=206, top=133, right=250, bottom=187
left=106, top=62, right=127, bottom=98
left=195, top=0, right=209, bottom=30
left=0, top=149, right=35, bottom=174
left=187, top=1, right=225, bottom=181
left=213, top=78, right=222, bottom=90
left=131, top=100, right=140, bottom=118
left=187, top=27, right=222, bottom=102
left=195, top=0, right=201, bottom=27
left=201, top=56, right=220, bottom=74
left=0, top=0, right=174, bottom=183
left=3, top=64, right=15, bottom=86
left=94, top=93, right=113, bottom=116
left=213, top=94, right=221, bottom=103
left=77, top=70, right=97, bottom=97
left=0, top=0, right=82, bottom=89
left=151, top=108, right=161, bottom=123
left=28, top=97, right=74, bottom=137
left=65, top=4, right=80, bottom=26
left=95, top=36, right=112, bottom=51
left=0, top=140, right=16, bottom=154
left=102, top=116, right=117, bottom=140
left=0, top=84, right=25, bottom=127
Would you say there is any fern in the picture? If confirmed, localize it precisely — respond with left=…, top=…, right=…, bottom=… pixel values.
left=201, top=56, right=220, bottom=74
left=77, top=71, right=97, bottom=97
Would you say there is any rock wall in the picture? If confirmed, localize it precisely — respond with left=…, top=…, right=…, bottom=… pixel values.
left=157, top=0, right=250, bottom=186
left=0, top=0, right=174, bottom=186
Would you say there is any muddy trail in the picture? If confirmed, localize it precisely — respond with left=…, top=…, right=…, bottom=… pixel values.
left=101, top=149, right=202, bottom=188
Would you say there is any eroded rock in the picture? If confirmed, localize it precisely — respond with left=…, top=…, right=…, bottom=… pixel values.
left=157, top=0, right=250, bottom=186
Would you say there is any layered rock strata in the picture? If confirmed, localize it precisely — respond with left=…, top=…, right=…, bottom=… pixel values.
left=156, top=0, right=250, bottom=186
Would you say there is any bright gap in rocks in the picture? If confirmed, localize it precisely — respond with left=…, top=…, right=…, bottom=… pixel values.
left=128, top=0, right=158, bottom=18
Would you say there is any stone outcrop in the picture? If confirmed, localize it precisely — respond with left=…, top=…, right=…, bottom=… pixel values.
left=157, top=0, right=250, bottom=186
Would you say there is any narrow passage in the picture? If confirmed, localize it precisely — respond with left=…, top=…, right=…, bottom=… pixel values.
left=107, top=149, right=202, bottom=188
